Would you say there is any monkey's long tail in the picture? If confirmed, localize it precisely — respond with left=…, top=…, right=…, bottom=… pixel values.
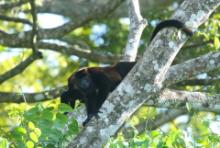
left=150, top=19, right=193, bottom=42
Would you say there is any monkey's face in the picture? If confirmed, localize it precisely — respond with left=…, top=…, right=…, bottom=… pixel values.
left=68, top=69, right=96, bottom=96
left=60, top=89, right=85, bottom=109
left=76, top=75, right=93, bottom=90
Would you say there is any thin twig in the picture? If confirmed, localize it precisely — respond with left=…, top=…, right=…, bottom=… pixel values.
left=29, top=0, right=38, bottom=53
left=0, top=15, right=32, bottom=25
left=18, top=85, right=27, bottom=103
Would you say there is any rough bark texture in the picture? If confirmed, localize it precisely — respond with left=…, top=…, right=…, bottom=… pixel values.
left=147, top=89, right=220, bottom=113
left=38, top=0, right=179, bottom=19
left=165, top=51, right=220, bottom=86
left=0, top=0, right=220, bottom=147
left=66, top=0, right=220, bottom=147
left=121, top=0, right=147, bottom=61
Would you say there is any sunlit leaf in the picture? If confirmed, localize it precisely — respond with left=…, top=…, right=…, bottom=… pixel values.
left=214, top=37, right=220, bottom=49
left=28, top=122, right=35, bottom=130
left=29, top=132, right=38, bottom=143
left=0, top=137, right=9, bottom=148
left=26, top=141, right=34, bottom=148
left=34, top=128, right=41, bottom=137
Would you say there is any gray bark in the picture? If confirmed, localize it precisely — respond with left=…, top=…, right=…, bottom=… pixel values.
left=66, top=0, right=220, bottom=147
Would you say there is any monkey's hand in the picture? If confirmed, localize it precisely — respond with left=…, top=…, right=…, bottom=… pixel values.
left=83, top=113, right=99, bottom=126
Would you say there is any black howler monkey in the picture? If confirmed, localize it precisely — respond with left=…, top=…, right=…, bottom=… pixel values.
left=61, top=19, right=192, bottom=126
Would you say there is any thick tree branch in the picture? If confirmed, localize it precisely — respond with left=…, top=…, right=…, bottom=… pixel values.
left=122, top=88, right=217, bottom=134
left=145, top=89, right=220, bottom=113
left=72, top=88, right=220, bottom=134
left=38, top=42, right=121, bottom=64
left=0, top=86, right=66, bottom=103
left=0, top=32, right=121, bottom=64
left=1, top=47, right=219, bottom=105
left=119, top=87, right=220, bottom=138
left=67, top=1, right=219, bottom=147
left=37, top=0, right=180, bottom=19
left=122, top=0, right=147, bottom=61
left=0, top=0, right=124, bottom=63
left=165, top=51, right=220, bottom=86
left=0, top=0, right=125, bottom=63
left=0, top=52, right=42, bottom=84
left=16, top=0, right=126, bottom=40
left=0, top=0, right=217, bottom=144
left=0, top=0, right=43, bottom=84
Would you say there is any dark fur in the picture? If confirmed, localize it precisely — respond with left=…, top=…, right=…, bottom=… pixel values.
left=61, top=20, right=192, bottom=126
left=61, top=62, right=136, bottom=125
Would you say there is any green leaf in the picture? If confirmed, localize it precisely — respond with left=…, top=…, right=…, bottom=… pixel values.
left=41, top=109, right=53, bottom=120
left=28, top=122, right=35, bottom=130
left=29, top=132, right=38, bottom=143
left=37, top=119, right=53, bottom=128
left=58, top=103, right=73, bottom=114
left=0, top=45, right=5, bottom=51
left=186, top=102, right=192, bottom=111
left=157, top=141, right=167, bottom=148
left=26, top=141, right=34, bottom=148
left=150, top=130, right=160, bottom=138
left=46, top=129, right=63, bottom=142
left=67, top=119, right=79, bottom=135
left=53, top=113, right=68, bottom=130
left=23, top=107, right=39, bottom=121
left=203, top=120, right=210, bottom=127
left=214, top=37, right=220, bottom=49
left=34, top=128, right=41, bottom=137
left=16, top=127, right=27, bottom=135
left=0, top=137, right=9, bottom=148
left=208, top=134, right=220, bottom=143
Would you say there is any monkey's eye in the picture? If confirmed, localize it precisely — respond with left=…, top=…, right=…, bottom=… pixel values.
left=78, top=77, right=91, bottom=89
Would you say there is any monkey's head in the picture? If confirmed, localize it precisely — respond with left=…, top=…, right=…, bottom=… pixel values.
left=68, top=68, right=96, bottom=95
left=60, top=89, right=79, bottom=107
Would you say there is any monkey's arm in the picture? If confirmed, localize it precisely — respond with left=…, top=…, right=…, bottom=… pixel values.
left=83, top=70, right=113, bottom=126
